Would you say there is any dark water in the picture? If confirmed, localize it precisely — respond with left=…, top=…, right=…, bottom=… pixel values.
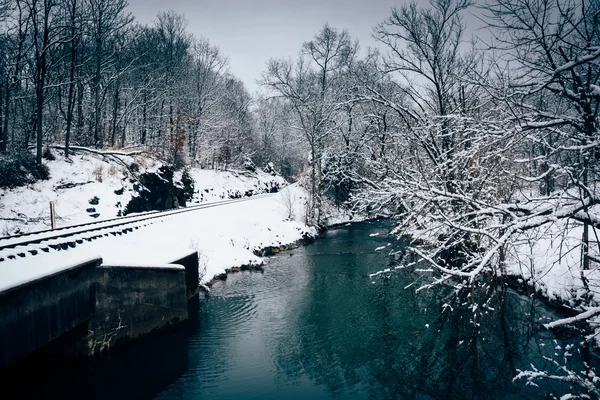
left=2, top=220, right=598, bottom=399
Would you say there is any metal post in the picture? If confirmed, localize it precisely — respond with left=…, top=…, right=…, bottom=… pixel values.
left=50, top=201, right=56, bottom=230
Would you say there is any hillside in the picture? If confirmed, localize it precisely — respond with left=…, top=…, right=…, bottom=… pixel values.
left=0, top=148, right=287, bottom=237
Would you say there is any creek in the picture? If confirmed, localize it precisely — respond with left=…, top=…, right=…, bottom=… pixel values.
left=2, top=220, right=598, bottom=399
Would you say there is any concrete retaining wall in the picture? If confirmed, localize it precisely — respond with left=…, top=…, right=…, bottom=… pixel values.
left=168, top=251, right=200, bottom=300
left=0, top=258, right=100, bottom=370
left=1, top=250, right=201, bottom=369
left=85, top=264, right=189, bottom=354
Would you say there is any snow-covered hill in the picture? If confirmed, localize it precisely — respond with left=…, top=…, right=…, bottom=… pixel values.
left=0, top=148, right=286, bottom=237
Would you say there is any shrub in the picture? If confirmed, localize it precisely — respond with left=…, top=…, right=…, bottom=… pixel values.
left=129, top=162, right=140, bottom=173
left=263, top=162, right=277, bottom=175
left=0, top=151, right=50, bottom=189
left=181, top=169, right=195, bottom=201
left=94, top=164, right=104, bottom=182
left=243, top=157, right=256, bottom=172
left=42, top=147, right=56, bottom=161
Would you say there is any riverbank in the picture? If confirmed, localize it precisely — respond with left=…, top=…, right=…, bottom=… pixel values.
left=366, top=214, right=600, bottom=349
left=0, top=148, right=320, bottom=292
left=0, top=185, right=317, bottom=292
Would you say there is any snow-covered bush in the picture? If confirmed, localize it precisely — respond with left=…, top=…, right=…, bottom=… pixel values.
left=0, top=151, right=50, bottom=189
left=180, top=169, right=195, bottom=200
left=243, top=157, right=256, bottom=172
left=263, top=162, right=277, bottom=175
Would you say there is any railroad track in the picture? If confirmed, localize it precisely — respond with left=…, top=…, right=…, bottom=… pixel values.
left=0, top=194, right=272, bottom=262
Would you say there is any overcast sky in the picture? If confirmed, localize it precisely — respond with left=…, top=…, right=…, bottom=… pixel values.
left=125, top=0, right=405, bottom=94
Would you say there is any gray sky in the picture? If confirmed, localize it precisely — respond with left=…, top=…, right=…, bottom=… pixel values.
left=126, top=0, right=401, bottom=94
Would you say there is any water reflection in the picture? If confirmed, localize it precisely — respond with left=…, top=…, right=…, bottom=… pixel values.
left=0, top=319, right=191, bottom=399
left=2, top=221, right=596, bottom=399
left=159, top=221, right=596, bottom=399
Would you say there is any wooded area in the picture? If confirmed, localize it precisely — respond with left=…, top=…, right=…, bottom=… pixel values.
left=1, top=0, right=599, bottom=391
left=1, top=0, right=599, bottom=293
left=0, top=0, right=264, bottom=171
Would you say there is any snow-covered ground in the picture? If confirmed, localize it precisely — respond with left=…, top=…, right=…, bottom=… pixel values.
left=183, top=168, right=285, bottom=204
left=505, top=219, right=600, bottom=342
left=0, top=149, right=318, bottom=292
left=0, top=152, right=136, bottom=235
left=0, top=149, right=286, bottom=236
left=506, top=221, right=589, bottom=303
left=0, top=183, right=315, bottom=291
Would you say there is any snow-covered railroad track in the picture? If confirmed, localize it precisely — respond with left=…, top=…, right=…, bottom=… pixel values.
left=0, top=194, right=272, bottom=262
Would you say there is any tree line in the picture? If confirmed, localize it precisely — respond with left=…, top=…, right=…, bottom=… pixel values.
left=263, top=0, right=600, bottom=287
left=0, top=0, right=269, bottom=171
left=264, top=1, right=600, bottom=390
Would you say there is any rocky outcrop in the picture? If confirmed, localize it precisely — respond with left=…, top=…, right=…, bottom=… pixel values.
left=124, top=166, right=191, bottom=214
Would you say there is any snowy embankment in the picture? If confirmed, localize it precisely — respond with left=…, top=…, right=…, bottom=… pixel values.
left=0, top=149, right=316, bottom=290
left=0, top=149, right=286, bottom=235
left=0, top=184, right=315, bottom=291
left=0, top=152, right=136, bottom=235
left=506, top=221, right=590, bottom=302
left=505, top=219, right=600, bottom=335
left=398, top=194, right=600, bottom=344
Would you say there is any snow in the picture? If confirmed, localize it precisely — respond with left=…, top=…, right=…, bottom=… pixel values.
left=0, top=151, right=316, bottom=292
left=182, top=168, right=286, bottom=204
left=504, top=217, right=600, bottom=342
left=0, top=184, right=315, bottom=291
left=0, top=253, right=102, bottom=292
left=101, top=263, right=186, bottom=271
left=0, top=151, right=138, bottom=235
left=506, top=220, right=585, bottom=301
left=0, top=149, right=287, bottom=236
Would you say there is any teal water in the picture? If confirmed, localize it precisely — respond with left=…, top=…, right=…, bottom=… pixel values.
left=156, top=220, right=597, bottom=399
left=2, top=220, right=597, bottom=399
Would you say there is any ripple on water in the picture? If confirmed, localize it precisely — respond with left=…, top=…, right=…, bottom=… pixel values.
left=155, top=220, right=598, bottom=400
left=194, top=295, right=258, bottom=342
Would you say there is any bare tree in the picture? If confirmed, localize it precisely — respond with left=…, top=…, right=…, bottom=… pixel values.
left=24, top=0, right=62, bottom=165
left=262, top=24, right=357, bottom=225
left=87, top=0, right=131, bottom=148
left=0, top=0, right=29, bottom=154
left=484, top=0, right=600, bottom=286
left=187, top=37, right=228, bottom=162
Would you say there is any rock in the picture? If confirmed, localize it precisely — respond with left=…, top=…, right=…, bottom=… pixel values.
left=88, top=196, right=100, bottom=205
left=86, top=207, right=96, bottom=213
left=123, top=165, right=190, bottom=215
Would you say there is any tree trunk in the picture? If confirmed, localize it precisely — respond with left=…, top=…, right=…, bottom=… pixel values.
left=64, top=0, right=77, bottom=158
left=0, top=82, right=4, bottom=153
left=35, top=1, right=50, bottom=166
left=75, top=77, right=84, bottom=143
left=141, top=91, right=147, bottom=144
left=110, top=78, right=120, bottom=147
left=93, top=34, right=103, bottom=148
left=2, top=77, right=10, bottom=154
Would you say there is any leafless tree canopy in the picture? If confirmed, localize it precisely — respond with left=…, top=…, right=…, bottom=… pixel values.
left=0, top=0, right=599, bottom=393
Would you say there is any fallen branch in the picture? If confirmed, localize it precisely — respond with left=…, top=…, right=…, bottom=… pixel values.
left=50, top=145, right=146, bottom=157
left=54, top=181, right=94, bottom=190
left=544, top=307, right=600, bottom=329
